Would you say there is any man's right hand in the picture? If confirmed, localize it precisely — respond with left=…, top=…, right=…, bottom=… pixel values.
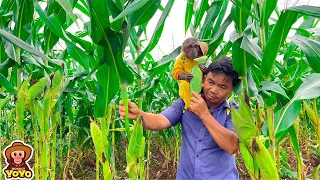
left=119, top=100, right=142, bottom=120
left=178, top=72, right=193, bottom=82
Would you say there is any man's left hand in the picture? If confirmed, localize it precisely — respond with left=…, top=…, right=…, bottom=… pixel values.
left=190, top=91, right=210, bottom=119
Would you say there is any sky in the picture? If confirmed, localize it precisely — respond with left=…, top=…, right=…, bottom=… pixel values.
left=147, top=0, right=320, bottom=59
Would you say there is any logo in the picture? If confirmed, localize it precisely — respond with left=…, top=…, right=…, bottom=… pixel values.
left=2, top=141, right=34, bottom=180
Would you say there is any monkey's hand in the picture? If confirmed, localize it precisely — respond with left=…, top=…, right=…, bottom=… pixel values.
left=178, top=72, right=193, bottom=82
left=199, top=64, right=207, bottom=73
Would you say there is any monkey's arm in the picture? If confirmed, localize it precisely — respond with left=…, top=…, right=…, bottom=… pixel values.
left=172, top=54, right=184, bottom=80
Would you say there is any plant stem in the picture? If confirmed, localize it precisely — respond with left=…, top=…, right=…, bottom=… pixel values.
left=31, top=102, right=39, bottom=180
left=313, top=98, right=320, bottom=146
left=51, top=112, right=58, bottom=180
left=267, top=106, right=276, bottom=160
left=121, top=85, right=131, bottom=141
left=63, top=120, right=71, bottom=179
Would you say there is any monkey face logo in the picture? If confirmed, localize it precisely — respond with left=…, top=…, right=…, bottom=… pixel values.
left=2, top=141, right=34, bottom=180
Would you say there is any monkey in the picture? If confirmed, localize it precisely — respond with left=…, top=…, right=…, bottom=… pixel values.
left=172, top=37, right=208, bottom=110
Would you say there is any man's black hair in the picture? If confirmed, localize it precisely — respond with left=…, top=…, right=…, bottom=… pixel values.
left=205, top=56, right=240, bottom=87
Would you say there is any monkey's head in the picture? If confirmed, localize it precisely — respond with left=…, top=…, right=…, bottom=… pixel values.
left=181, top=37, right=208, bottom=59
left=182, top=37, right=206, bottom=59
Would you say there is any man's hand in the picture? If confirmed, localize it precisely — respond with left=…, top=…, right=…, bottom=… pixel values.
left=178, top=72, right=193, bottom=82
left=189, top=91, right=210, bottom=119
left=199, top=64, right=207, bottom=73
left=119, top=100, right=142, bottom=120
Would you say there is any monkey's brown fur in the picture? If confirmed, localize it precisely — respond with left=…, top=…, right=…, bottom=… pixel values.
left=181, top=37, right=203, bottom=60
left=172, top=37, right=208, bottom=109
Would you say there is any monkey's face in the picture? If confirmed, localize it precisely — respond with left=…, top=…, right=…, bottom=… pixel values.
left=182, top=38, right=203, bottom=59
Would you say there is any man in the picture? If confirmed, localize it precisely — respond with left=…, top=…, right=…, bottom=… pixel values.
left=119, top=56, right=240, bottom=179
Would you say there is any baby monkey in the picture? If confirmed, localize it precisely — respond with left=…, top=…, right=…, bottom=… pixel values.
left=172, top=37, right=208, bottom=109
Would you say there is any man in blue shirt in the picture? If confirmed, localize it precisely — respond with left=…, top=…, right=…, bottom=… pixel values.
left=119, top=56, right=240, bottom=179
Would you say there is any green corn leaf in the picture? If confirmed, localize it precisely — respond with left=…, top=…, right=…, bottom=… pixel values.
left=230, top=0, right=253, bottom=34
left=261, top=10, right=298, bottom=78
left=239, top=143, right=255, bottom=178
left=0, top=59, right=15, bottom=72
left=212, top=0, right=229, bottom=35
left=194, top=0, right=209, bottom=29
left=260, top=81, right=289, bottom=99
left=288, top=125, right=304, bottom=180
left=238, top=92, right=254, bottom=124
left=16, top=77, right=31, bottom=138
left=185, top=0, right=194, bottom=34
left=215, top=41, right=232, bottom=59
left=254, top=138, right=279, bottom=179
left=208, top=14, right=232, bottom=45
left=241, top=36, right=262, bottom=61
left=48, top=71, right=63, bottom=108
left=75, top=1, right=89, bottom=17
left=231, top=106, right=255, bottom=147
left=14, top=0, right=33, bottom=41
left=190, top=66, right=202, bottom=93
left=34, top=1, right=67, bottom=40
left=0, top=96, right=10, bottom=110
left=194, top=56, right=208, bottom=64
left=128, top=0, right=161, bottom=26
left=139, top=137, right=146, bottom=158
left=56, top=0, right=77, bottom=23
left=273, top=100, right=302, bottom=135
left=284, top=17, right=315, bottom=61
left=94, top=63, right=119, bottom=118
left=0, top=73, right=15, bottom=94
left=66, top=41, right=90, bottom=70
left=198, top=1, right=223, bottom=39
left=229, top=0, right=257, bottom=21
left=0, top=29, right=62, bottom=65
left=90, top=122, right=105, bottom=163
left=289, top=35, right=320, bottom=73
left=247, top=67, right=259, bottom=97
left=135, top=0, right=174, bottom=64
left=260, top=0, right=278, bottom=27
left=35, top=100, right=44, bottom=133
left=113, top=0, right=149, bottom=22
left=108, top=0, right=123, bottom=32
left=128, top=120, right=144, bottom=158
left=27, top=77, right=46, bottom=103
left=232, top=36, right=255, bottom=77
left=87, top=0, right=110, bottom=43
left=150, top=46, right=181, bottom=78
left=303, top=101, right=318, bottom=126
left=274, top=73, right=320, bottom=135
left=287, top=5, right=320, bottom=18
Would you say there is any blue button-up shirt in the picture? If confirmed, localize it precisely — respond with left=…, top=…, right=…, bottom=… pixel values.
left=161, top=98, right=239, bottom=180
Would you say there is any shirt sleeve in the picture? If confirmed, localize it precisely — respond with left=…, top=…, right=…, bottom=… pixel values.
left=161, top=98, right=184, bottom=126
left=224, top=101, right=239, bottom=131
left=225, top=115, right=235, bottom=131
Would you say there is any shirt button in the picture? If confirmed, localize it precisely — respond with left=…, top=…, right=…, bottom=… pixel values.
left=196, top=155, right=199, bottom=158
left=199, top=139, right=202, bottom=142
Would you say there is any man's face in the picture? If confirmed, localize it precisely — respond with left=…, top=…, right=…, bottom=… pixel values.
left=203, top=72, right=233, bottom=108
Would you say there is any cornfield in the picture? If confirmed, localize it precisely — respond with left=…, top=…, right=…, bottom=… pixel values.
left=0, top=0, right=320, bottom=179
